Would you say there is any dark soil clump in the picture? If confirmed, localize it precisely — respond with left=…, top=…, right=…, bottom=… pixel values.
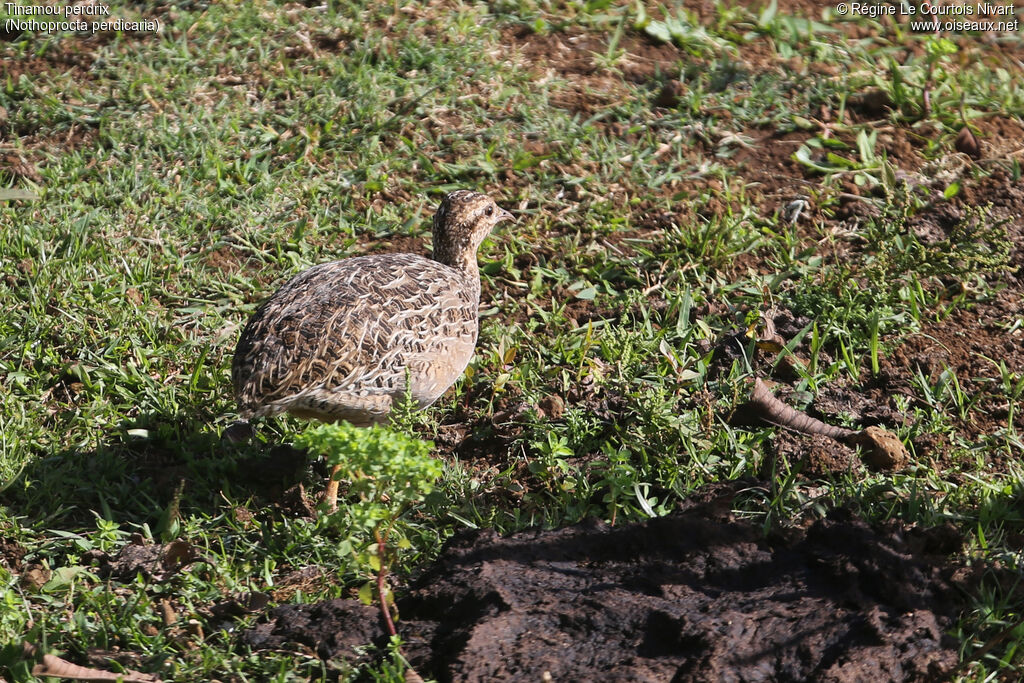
left=244, top=502, right=966, bottom=682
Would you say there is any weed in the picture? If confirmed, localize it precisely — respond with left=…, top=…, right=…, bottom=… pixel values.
left=295, top=424, right=441, bottom=636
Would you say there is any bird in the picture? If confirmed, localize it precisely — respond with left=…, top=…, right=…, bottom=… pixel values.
left=231, top=190, right=513, bottom=510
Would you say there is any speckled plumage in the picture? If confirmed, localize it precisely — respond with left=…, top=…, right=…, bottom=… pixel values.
left=231, top=191, right=512, bottom=427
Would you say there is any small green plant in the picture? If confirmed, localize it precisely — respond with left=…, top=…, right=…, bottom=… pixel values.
left=529, top=432, right=575, bottom=483
left=921, top=36, right=958, bottom=116
left=787, top=203, right=1011, bottom=372
left=594, top=443, right=643, bottom=525
left=633, top=2, right=735, bottom=56
left=295, top=423, right=441, bottom=637
left=792, top=128, right=885, bottom=191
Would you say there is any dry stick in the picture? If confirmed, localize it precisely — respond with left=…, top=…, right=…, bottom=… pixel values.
left=375, top=529, right=398, bottom=638
left=749, top=378, right=854, bottom=441
left=748, top=378, right=910, bottom=470
left=375, top=525, right=428, bottom=683
left=23, top=643, right=159, bottom=683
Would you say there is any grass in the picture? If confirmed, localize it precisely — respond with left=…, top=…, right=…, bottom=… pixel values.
left=2, top=0, right=1023, bottom=679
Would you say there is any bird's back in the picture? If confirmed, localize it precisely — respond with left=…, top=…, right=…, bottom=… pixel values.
left=232, top=252, right=480, bottom=423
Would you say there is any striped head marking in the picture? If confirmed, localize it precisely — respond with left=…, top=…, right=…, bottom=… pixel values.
left=432, top=190, right=514, bottom=271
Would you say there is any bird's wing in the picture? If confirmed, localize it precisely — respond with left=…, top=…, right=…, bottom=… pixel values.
left=232, top=254, right=478, bottom=419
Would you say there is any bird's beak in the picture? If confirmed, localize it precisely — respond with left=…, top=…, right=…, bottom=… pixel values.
left=497, top=208, right=515, bottom=224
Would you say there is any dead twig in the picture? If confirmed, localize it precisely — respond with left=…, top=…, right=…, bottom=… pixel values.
left=376, top=529, right=398, bottom=638
left=23, top=643, right=160, bottom=683
left=748, top=378, right=910, bottom=470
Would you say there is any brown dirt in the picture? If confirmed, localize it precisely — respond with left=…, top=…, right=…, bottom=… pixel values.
left=0, top=537, right=26, bottom=572
left=769, top=430, right=864, bottom=478
left=82, top=537, right=209, bottom=583
left=244, top=497, right=968, bottom=682
left=507, top=24, right=683, bottom=86
left=874, top=289, right=1024, bottom=465
left=731, top=127, right=817, bottom=214
left=203, top=244, right=251, bottom=275
left=0, top=45, right=96, bottom=82
left=870, top=150, right=1023, bottom=469
left=1, top=33, right=102, bottom=174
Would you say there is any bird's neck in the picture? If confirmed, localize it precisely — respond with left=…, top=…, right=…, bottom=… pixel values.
left=466, top=270, right=482, bottom=303
left=432, top=241, right=474, bottom=271
left=432, top=248, right=482, bottom=300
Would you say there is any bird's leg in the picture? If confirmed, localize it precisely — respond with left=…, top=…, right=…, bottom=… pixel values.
left=322, top=464, right=342, bottom=513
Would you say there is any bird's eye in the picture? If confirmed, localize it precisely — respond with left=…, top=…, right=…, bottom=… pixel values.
left=485, top=206, right=494, bottom=216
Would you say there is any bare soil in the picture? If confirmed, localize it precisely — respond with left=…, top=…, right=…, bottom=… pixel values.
left=244, top=491, right=969, bottom=682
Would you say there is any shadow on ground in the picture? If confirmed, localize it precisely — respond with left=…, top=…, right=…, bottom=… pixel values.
left=0, top=413, right=312, bottom=529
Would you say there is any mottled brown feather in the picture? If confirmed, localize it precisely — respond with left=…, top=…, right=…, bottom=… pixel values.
left=232, top=191, right=512, bottom=425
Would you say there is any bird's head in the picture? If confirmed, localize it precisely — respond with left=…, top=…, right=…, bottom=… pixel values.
left=431, top=190, right=513, bottom=271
